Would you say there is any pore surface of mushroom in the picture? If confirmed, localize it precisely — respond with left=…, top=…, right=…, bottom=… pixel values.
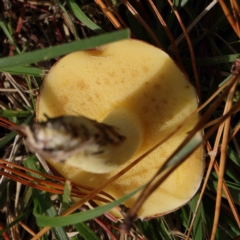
left=37, top=39, right=204, bottom=218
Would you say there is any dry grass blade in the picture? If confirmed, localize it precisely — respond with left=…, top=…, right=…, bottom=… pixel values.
left=121, top=74, right=239, bottom=234
left=30, top=60, right=239, bottom=239
left=186, top=68, right=240, bottom=238
left=104, top=0, right=129, bottom=28
left=210, top=75, right=239, bottom=240
left=167, top=0, right=201, bottom=100
left=186, top=129, right=240, bottom=239
left=233, top=0, right=240, bottom=17
left=94, top=0, right=122, bottom=29
left=122, top=0, right=162, bottom=48
left=0, top=158, right=113, bottom=202
left=1, top=1, right=240, bottom=238
left=18, top=221, right=36, bottom=237
left=0, top=223, right=10, bottom=240
left=230, top=0, right=239, bottom=31
left=173, top=0, right=218, bottom=48
left=219, top=0, right=240, bottom=37
left=31, top=154, right=147, bottom=239
left=3, top=73, right=31, bottom=108
left=229, top=123, right=240, bottom=142
left=213, top=161, right=240, bottom=227
left=147, top=0, right=183, bottom=70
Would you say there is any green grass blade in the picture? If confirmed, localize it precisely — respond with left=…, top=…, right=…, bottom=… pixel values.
left=178, top=205, right=191, bottom=230
left=32, top=189, right=69, bottom=240
left=0, top=66, right=44, bottom=76
left=189, top=193, right=207, bottom=240
left=24, top=156, right=69, bottom=240
left=0, top=110, right=32, bottom=118
left=62, top=181, right=71, bottom=211
left=0, top=210, right=32, bottom=235
left=157, top=218, right=173, bottom=240
left=67, top=0, right=104, bottom=34
left=164, top=132, right=202, bottom=170
left=25, top=157, right=105, bottom=239
left=227, top=146, right=240, bottom=167
left=0, top=131, right=17, bottom=150
left=0, top=29, right=129, bottom=69
left=35, top=184, right=145, bottom=227
left=61, top=182, right=100, bottom=239
left=0, top=114, right=34, bottom=149
left=208, top=177, right=240, bottom=205
left=0, top=16, right=20, bottom=53
left=74, top=222, right=101, bottom=240
left=183, top=54, right=239, bottom=66
left=55, top=0, right=79, bottom=39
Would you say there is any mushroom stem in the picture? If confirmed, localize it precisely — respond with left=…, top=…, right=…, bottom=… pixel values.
left=99, top=108, right=143, bottom=172
left=59, top=108, right=143, bottom=173
left=19, top=108, right=143, bottom=174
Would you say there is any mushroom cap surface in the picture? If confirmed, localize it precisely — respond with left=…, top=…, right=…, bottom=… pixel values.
left=37, top=39, right=204, bottom=218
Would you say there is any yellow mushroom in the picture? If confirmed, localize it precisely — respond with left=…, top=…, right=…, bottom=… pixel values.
left=35, top=39, right=204, bottom=219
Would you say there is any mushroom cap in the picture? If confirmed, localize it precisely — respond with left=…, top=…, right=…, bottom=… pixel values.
left=37, top=39, right=204, bottom=218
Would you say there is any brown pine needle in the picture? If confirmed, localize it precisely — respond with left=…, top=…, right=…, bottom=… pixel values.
left=147, top=0, right=184, bottom=70
left=219, top=0, right=240, bottom=37
left=210, top=77, right=239, bottom=240
left=122, top=0, right=162, bottom=48
left=18, top=222, right=36, bottom=237
left=0, top=159, right=111, bottom=202
left=122, top=75, right=239, bottom=235
left=94, top=0, right=122, bottom=29
left=167, top=0, right=201, bottom=101
left=213, top=162, right=240, bottom=227
left=104, top=0, right=129, bottom=28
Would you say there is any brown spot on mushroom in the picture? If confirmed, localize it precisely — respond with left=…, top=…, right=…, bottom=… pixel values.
left=153, top=83, right=160, bottom=90
left=87, top=96, right=93, bottom=103
left=162, top=99, right=168, bottom=104
left=160, top=73, right=165, bottom=80
left=144, top=92, right=148, bottom=98
left=95, top=93, right=100, bottom=100
left=58, top=95, right=69, bottom=104
left=120, top=67, right=126, bottom=74
left=108, top=71, right=115, bottom=77
left=167, top=113, right=174, bottom=120
left=143, top=65, right=149, bottom=73
left=104, top=78, right=110, bottom=85
left=131, top=69, right=141, bottom=78
left=141, top=106, right=148, bottom=114
left=84, top=48, right=104, bottom=57
left=96, top=79, right=101, bottom=85
left=77, top=80, right=89, bottom=90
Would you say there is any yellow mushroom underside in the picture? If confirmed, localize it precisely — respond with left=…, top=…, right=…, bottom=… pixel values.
left=37, top=39, right=204, bottom=219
